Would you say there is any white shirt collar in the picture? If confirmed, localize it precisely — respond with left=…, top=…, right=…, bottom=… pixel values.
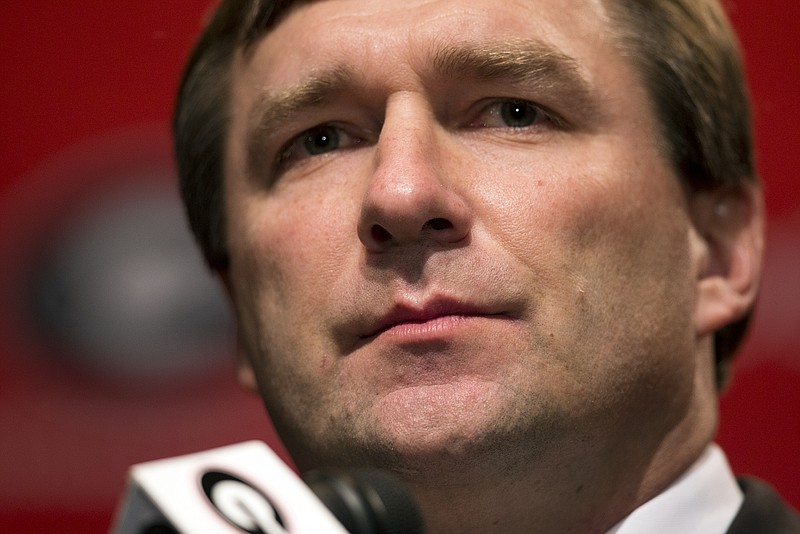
left=607, top=444, right=743, bottom=534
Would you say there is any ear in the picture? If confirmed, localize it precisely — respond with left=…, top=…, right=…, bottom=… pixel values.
left=218, top=269, right=260, bottom=394
left=691, top=182, right=764, bottom=337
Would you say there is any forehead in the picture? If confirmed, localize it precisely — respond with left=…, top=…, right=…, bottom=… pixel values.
left=237, top=0, right=621, bottom=91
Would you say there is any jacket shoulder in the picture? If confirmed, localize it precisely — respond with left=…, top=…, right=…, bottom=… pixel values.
left=727, top=478, right=800, bottom=534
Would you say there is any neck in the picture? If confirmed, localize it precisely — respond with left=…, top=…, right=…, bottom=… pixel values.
left=396, top=341, right=723, bottom=533
left=401, top=398, right=716, bottom=534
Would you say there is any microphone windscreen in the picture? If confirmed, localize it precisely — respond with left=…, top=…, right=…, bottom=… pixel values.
left=304, top=469, right=425, bottom=534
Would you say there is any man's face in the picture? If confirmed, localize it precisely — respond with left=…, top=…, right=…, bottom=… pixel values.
left=223, top=0, right=709, bottom=473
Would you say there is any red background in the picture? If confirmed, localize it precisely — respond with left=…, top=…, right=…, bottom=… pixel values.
left=1, top=1, right=798, bottom=532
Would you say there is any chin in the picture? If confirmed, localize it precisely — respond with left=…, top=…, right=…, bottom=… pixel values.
left=343, top=380, right=520, bottom=471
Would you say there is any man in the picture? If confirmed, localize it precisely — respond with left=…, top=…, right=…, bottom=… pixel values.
left=174, top=0, right=799, bottom=532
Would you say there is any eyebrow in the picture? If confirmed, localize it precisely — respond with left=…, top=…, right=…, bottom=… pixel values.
left=246, top=39, right=598, bottom=177
left=433, top=39, right=593, bottom=101
left=246, top=66, right=355, bottom=176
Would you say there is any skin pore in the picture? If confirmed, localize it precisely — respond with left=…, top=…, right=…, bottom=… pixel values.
left=218, top=0, right=761, bottom=531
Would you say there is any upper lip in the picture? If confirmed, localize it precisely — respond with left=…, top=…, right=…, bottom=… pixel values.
left=358, top=297, right=501, bottom=340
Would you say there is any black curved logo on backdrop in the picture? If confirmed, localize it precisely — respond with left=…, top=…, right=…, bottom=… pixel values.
left=201, top=471, right=287, bottom=534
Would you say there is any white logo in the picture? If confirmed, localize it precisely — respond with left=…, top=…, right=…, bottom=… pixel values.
left=201, top=471, right=287, bottom=534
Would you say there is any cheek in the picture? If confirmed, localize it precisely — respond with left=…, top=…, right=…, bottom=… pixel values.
left=475, top=145, right=696, bottom=365
left=236, top=188, right=355, bottom=298
left=476, top=142, right=689, bottom=276
left=226, top=177, right=364, bottom=380
left=226, top=194, right=354, bottom=415
left=555, top=172, right=696, bottom=387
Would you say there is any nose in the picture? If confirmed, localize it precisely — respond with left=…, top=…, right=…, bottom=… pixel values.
left=357, top=99, right=472, bottom=252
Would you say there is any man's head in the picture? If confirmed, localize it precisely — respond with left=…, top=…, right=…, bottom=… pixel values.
left=176, top=0, right=758, bottom=386
left=175, top=0, right=762, bottom=529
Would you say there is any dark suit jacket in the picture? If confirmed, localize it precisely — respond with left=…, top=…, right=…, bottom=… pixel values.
left=727, top=478, right=800, bottom=533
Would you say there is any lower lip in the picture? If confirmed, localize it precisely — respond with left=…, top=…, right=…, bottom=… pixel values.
left=370, top=314, right=499, bottom=344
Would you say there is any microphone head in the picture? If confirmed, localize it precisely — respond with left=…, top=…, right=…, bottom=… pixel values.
left=304, top=469, right=425, bottom=534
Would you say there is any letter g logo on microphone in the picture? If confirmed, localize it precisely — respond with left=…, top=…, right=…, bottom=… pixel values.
left=201, top=471, right=287, bottom=534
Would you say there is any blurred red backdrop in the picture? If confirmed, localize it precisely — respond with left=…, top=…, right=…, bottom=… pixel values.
left=1, top=1, right=798, bottom=532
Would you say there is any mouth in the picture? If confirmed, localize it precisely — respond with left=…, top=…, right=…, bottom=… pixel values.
left=358, top=298, right=508, bottom=343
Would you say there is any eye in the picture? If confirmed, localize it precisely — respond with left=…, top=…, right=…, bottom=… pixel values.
left=470, top=99, right=552, bottom=129
left=499, top=100, right=541, bottom=127
left=277, top=123, right=362, bottom=169
left=301, top=125, right=341, bottom=155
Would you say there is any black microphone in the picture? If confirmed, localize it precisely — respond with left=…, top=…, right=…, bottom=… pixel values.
left=304, top=469, right=425, bottom=534
left=111, top=441, right=425, bottom=534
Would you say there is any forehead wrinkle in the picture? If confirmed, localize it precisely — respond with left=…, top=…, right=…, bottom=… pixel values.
left=246, top=66, right=354, bottom=177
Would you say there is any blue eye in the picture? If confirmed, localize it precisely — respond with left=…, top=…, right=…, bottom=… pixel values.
left=276, top=123, right=364, bottom=172
left=499, top=100, right=540, bottom=127
left=302, top=125, right=341, bottom=155
left=468, top=98, right=552, bottom=130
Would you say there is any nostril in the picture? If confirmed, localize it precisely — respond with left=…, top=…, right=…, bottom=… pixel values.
left=371, top=224, right=392, bottom=243
left=425, top=218, right=452, bottom=231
